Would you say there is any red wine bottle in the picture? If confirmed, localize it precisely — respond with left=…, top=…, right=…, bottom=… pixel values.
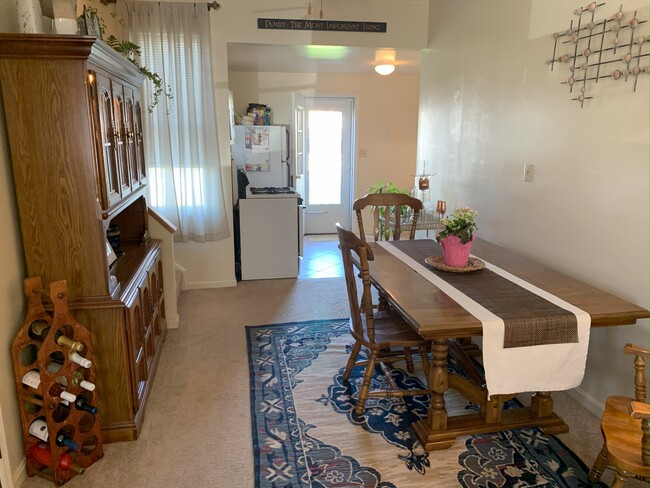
left=28, top=443, right=85, bottom=474
left=74, top=397, right=98, bottom=415
left=55, top=433, right=79, bottom=451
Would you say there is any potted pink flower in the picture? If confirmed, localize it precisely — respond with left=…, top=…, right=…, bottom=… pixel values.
left=435, top=207, right=478, bottom=267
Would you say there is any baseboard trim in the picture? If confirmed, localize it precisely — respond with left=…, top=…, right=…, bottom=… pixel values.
left=567, top=386, right=605, bottom=418
left=166, top=314, right=180, bottom=329
left=184, top=279, right=237, bottom=290
left=174, top=263, right=186, bottom=294
left=12, top=459, right=26, bottom=488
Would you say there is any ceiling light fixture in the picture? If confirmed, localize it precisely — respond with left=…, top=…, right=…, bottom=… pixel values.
left=374, top=64, right=395, bottom=76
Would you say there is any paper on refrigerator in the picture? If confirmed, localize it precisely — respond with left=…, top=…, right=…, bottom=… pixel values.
left=245, top=127, right=271, bottom=171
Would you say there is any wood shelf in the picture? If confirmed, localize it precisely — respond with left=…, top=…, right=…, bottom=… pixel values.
left=0, top=34, right=166, bottom=443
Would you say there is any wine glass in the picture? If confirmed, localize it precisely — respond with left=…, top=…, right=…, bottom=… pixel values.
left=436, top=200, right=447, bottom=221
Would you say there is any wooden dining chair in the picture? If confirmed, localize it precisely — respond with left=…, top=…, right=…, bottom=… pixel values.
left=353, top=193, right=423, bottom=242
left=588, top=343, right=649, bottom=487
left=352, top=193, right=425, bottom=369
left=336, top=223, right=431, bottom=416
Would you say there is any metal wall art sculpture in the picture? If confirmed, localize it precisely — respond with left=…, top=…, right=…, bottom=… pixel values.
left=547, top=2, right=649, bottom=107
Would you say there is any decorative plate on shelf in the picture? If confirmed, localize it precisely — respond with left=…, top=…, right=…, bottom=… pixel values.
left=425, top=255, right=486, bottom=273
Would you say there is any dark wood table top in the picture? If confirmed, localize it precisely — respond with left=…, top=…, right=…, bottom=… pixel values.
left=367, top=238, right=650, bottom=340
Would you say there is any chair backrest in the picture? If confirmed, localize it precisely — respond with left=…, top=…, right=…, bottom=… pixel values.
left=353, top=193, right=423, bottom=242
left=625, top=343, right=648, bottom=402
left=336, top=223, right=377, bottom=343
left=625, top=343, right=649, bottom=466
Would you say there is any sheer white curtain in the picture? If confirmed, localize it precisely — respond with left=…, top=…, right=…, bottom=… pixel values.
left=127, top=1, right=229, bottom=243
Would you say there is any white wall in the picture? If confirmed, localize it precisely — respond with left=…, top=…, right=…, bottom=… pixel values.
left=419, top=0, right=649, bottom=414
left=0, top=1, right=30, bottom=486
left=229, top=71, right=421, bottom=201
left=175, top=0, right=429, bottom=288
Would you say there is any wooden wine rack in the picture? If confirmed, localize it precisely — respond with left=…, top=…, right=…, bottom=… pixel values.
left=11, top=277, right=104, bottom=486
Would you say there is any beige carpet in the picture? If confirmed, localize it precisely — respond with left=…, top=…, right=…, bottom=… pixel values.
left=18, top=277, right=637, bottom=487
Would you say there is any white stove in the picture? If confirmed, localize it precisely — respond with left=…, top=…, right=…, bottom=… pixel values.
left=239, top=187, right=303, bottom=280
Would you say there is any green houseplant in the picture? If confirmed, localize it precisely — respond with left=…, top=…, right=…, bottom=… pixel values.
left=365, top=180, right=411, bottom=214
left=81, top=2, right=172, bottom=113
left=104, top=36, right=172, bottom=113
left=435, top=206, right=478, bottom=267
left=365, top=180, right=412, bottom=239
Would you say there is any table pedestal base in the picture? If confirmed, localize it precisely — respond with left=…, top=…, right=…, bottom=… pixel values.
left=412, top=406, right=569, bottom=451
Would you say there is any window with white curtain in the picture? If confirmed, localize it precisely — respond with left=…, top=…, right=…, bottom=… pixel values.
left=128, top=1, right=229, bottom=243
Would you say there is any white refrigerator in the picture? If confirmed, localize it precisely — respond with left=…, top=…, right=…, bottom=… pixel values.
left=231, top=125, right=290, bottom=199
left=231, top=125, right=302, bottom=280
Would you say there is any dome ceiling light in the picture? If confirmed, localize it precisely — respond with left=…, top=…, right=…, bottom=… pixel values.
left=374, top=64, right=395, bottom=76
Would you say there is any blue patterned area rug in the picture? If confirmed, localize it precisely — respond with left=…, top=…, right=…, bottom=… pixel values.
left=246, top=319, right=600, bottom=487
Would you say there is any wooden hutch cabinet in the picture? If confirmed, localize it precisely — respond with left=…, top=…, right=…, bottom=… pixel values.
left=0, top=34, right=166, bottom=442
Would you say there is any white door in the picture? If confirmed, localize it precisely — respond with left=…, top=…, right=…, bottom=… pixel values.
left=304, top=97, right=354, bottom=234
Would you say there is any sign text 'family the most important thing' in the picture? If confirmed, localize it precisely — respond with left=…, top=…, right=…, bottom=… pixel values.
left=257, top=18, right=387, bottom=33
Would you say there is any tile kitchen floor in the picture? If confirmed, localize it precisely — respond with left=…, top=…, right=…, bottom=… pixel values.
left=298, top=234, right=343, bottom=279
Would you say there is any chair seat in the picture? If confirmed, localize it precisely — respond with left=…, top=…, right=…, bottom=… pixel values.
left=350, top=311, right=428, bottom=348
left=601, top=395, right=650, bottom=477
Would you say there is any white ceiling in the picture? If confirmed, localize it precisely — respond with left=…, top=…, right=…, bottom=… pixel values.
left=227, top=42, right=422, bottom=75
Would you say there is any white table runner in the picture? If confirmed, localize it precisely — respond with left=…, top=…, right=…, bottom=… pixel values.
left=377, top=241, right=591, bottom=396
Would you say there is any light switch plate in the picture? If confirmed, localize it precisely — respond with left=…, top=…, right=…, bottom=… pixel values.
left=523, top=164, right=534, bottom=182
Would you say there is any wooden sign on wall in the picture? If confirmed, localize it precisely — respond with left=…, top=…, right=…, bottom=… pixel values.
left=257, top=18, right=387, bottom=33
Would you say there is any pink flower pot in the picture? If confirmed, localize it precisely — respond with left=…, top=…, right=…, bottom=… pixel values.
left=439, top=235, right=474, bottom=267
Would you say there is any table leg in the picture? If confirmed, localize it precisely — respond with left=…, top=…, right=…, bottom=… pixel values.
left=427, top=338, right=449, bottom=431
left=531, top=391, right=553, bottom=418
left=413, top=344, right=568, bottom=451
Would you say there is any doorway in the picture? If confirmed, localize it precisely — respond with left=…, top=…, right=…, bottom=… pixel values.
left=303, top=97, right=354, bottom=234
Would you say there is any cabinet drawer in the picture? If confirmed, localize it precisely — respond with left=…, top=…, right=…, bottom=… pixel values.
left=126, top=292, right=148, bottom=412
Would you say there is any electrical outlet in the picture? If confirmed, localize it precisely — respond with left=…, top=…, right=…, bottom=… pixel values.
left=523, top=164, right=534, bottom=182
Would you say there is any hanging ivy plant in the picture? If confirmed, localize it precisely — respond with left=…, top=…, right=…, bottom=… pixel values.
left=104, top=35, right=173, bottom=113
left=81, top=0, right=172, bottom=113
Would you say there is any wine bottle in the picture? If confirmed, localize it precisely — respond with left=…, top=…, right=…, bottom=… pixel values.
left=28, top=443, right=85, bottom=474
left=55, top=433, right=79, bottom=451
left=68, top=352, right=92, bottom=369
left=74, top=397, right=98, bottom=415
left=28, top=321, right=83, bottom=352
left=49, top=383, right=76, bottom=403
left=54, top=331, right=84, bottom=353
left=22, top=370, right=41, bottom=389
left=28, top=418, right=49, bottom=442
left=46, top=359, right=63, bottom=373
left=70, top=371, right=96, bottom=391
left=28, top=320, right=50, bottom=340
left=25, top=395, right=45, bottom=407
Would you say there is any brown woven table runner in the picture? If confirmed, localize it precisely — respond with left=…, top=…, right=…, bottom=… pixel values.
left=390, top=240, right=578, bottom=348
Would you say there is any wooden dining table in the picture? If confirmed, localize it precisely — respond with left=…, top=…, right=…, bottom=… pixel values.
left=364, top=238, right=650, bottom=451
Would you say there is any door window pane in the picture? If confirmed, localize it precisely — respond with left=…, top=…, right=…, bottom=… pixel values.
left=307, top=110, right=342, bottom=205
